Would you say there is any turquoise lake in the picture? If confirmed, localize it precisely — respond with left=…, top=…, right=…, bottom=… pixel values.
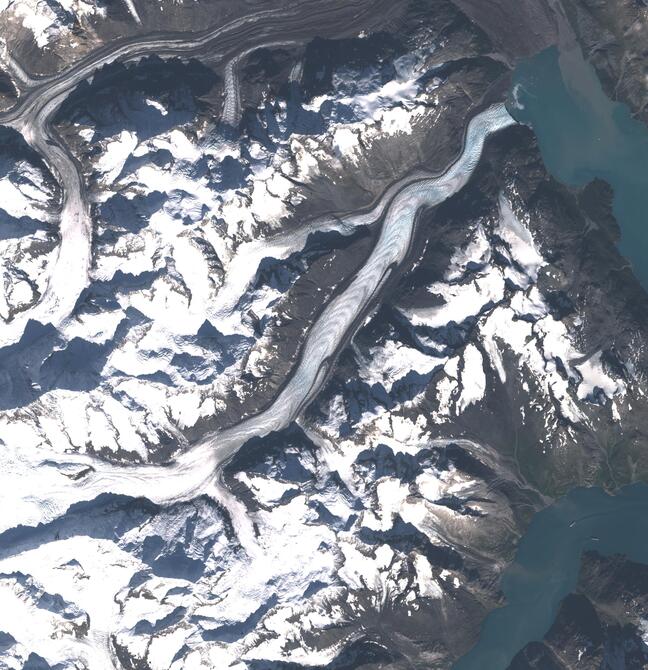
left=453, top=485, right=648, bottom=669
left=509, top=45, right=648, bottom=288
left=453, top=44, right=648, bottom=668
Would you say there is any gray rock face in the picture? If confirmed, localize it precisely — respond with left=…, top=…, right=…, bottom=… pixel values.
left=508, top=552, right=648, bottom=670
left=0, top=0, right=647, bottom=668
left=559, top=0, right=648, bottom=125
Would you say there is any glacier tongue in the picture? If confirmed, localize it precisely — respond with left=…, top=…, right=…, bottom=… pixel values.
left=0, top=102, right=522, bottom=668
left=0, top=7, right=641, bottom=667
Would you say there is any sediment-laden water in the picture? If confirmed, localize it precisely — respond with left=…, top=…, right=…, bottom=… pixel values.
left=511, top=45, right=648, bottom=288
left=454, top=484, right=648, bottom=670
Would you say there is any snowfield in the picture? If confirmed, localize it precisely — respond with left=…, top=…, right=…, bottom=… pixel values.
left=0, top=21, right=639, bottom=669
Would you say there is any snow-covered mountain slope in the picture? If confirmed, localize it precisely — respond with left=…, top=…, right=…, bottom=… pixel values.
left=0, top=35, right=458, bottom=463
left=0, top=426, right=519, bottom=669
left=2, top=0, right=648, bottom=668
left=0, top=0, right=108, bottom=49
left=0, top=128, right=60, bottom=323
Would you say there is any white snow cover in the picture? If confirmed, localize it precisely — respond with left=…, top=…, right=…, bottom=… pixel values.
left=0, top=102, right=522, bottom=666
left=418, top=194, right=628, bottom=432
left=332, top=127, right=359, bottom=157
left=456, top=343, right=486, bottom=414
left=495, top=194, right=543, bottom=287
left=95, top=130, right=138, bottom=184
left=406, top=267, right=506, bottom=328
left=445, top=223, right=490, bottom=281
left=301, top=46, right=436, bottom=167
left=576, top=351, right=626, bottom=401
left=0, top=62, right=508, bottom=458
left=357, top=193, right=631, bottom=431
left=0, top=23, right=635, bottom=667
left=0, top=160, right=54, bottom=219
left=0, top=157, right=58, bottom=322
left=357, top=339, right=443, bottom=392
left=0, top=0, right=106, bottom=48
left=0, top=116, right=312, bottom=455
left=0, top=414, right=483, bottom=668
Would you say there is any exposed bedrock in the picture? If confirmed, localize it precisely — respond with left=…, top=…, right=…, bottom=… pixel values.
left=449, top=0, right=559, bottom=59
left=508, top=551, right=648, bottom=669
